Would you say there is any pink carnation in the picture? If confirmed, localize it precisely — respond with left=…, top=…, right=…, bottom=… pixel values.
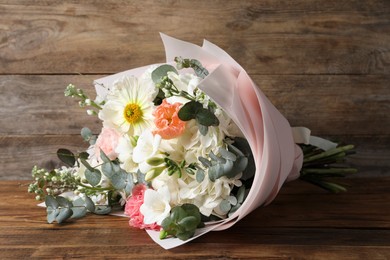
left=124, top=184, right=161, bottom=231
left=153, top=99, right=186, bottom=139
left=94, top=127, right=120, bottom=160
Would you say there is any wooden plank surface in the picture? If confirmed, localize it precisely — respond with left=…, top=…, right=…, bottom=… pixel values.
left=1, top=178, right=389, bottom=259
left=0, top=1, right=389, bottom=75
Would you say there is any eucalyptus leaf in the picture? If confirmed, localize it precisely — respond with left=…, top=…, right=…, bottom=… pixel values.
left=225, top=156, right=248, bottom=179
left=236, top=186, right=246, bottom=204
left=57, top=148, right=76, bottom=167
left=222, top=159, right=234, bottom=174
left=228, top=196, right=238, bottom=206
left=196, top=108, right=219, bottom=126
left=80, top=158, right=95, bottom=172
left=100, top=150, right=111, bottom=163
left=151, top=64, right=178, bottom=84
left=102, top=162, right=114, bottom=178
left=94, top=205, right=112, bottom=215
left=176, top=231, right=194, bottom=241
left=111, top=171, right=126, bottom=190
left=84, top=196, right=95, bottom=212
left=56, top=196, right=72, bottom=208
left=181, top=204, right=201, bottom=222
left=219, top=199, right=231, bottom=213
left=188, top=59, right=209, bottom=78
left=208, top=164, right=224, bottom=182
left=78, top=152, right=89, bottom=160
left=71, top=207, right=87, bottom=219
left=81, top=127, right=93, bottom=142
left=45, top=195, right=59, bottom=209
left=196, top=169, right=205, bottom=183
left=85, top=168, right=101, bottom=187
left=72, top=197, right=85, bottom=207
left=178, top=101, right=202, bottom=121
left=47, top=208, right=59, bottom=223
left=124, top=173, right=134, bottom=195
left=198, top=157, right=211, bottom=168
left=178, top=216, right=198, bottom=231
left=56, top=208, right=72, bottom=223
left=219, top=148, right=237, bottom=161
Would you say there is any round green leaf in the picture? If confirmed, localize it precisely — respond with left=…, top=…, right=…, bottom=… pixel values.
left=178, top=216, right=198, bottom=231
left=94, top=205, right=112, bottom=215
left=151, top=64, right=178, bottom=84
left=56, top=208, right=72, bottom=223
left=85, top=196, right=95, bottom=212
left=178, top=101, right=202, bottom=121
left=85, top=168, right=101, bottom=187
left=195, top=108, right=219, bottom=126
left=57, top=148, right=76, bottom=167
left=45, top=195, right=59, bottom=209
left=81, top=127, right=93, bottom=142
left=47, top=208, right=59, bottom=223
left=56, top=196, right=72, bottom=208
left=111, top=172, right=126, bottom=190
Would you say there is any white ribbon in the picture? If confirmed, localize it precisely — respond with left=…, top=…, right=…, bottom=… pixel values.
left=292, top=127, right=337, bottom=151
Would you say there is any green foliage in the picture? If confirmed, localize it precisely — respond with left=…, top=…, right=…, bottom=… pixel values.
left=57, top=149, right=76, bottom=167
left=84, top=168, right=102, bottom=187
left=299, top=144, right=357, bottom=193
left=45, top=194, right=112, bottom=224
left=198, top=142, right=249, bottom=182
left=160, top=204, right=203, bottom=241
left=178, top=101, right=219, bottom=135
left=81, top=127, right=96, bottom=145
left=151, top=64, right=178, bottom=84
left=174, top=57, right=209, bottom=79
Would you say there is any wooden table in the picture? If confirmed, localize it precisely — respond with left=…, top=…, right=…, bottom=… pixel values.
left=1, top=178, right=389, bottom=259
left=1, top=1, right=390, bottom=259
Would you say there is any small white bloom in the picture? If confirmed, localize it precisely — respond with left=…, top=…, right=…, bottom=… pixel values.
left=140, top=186, right=171, bottom=225
left=133, top=130, right=161, bottom=173
left=115, top=135, right=137, bottom=172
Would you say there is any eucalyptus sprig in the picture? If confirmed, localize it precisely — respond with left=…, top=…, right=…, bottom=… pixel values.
left=160, top=204, right=204, bottom=241
left=299, top=144, right=357, bottom=193
left=45, top=195, right=112, bottom=224
left=64, top=84, right=103, bottom=115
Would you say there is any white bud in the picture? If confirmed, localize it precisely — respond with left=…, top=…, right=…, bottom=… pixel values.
left=87, top=109, right=94, bottom=116
left=85, top=99, right=91, bottom=105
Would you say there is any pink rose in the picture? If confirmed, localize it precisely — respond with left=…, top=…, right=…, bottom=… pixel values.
left=94, top=127, right=120, bottom=160
left=153, top=99, right=186, bottom=139
left=125, top=184, right=161, bottom=231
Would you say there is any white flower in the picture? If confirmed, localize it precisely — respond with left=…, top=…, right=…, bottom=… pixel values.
left=132, top=130, right=162, bottom=173
left=140, top=186, right=171, bottom=225
left=99, top=76, right=156, bottom=136
left=115, top=135, right=137, bottom=172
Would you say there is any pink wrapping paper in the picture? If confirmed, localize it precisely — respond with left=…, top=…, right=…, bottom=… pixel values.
left=94, top=34, right=303, bottom=249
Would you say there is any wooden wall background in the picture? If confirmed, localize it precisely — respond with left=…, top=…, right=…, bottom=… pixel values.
left=0, top=0, right=389, bottom=180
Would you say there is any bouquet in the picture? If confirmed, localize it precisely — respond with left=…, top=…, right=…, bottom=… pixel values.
left=28, top=34, right=356, bottom=249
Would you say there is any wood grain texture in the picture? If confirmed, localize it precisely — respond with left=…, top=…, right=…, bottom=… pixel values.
left=1, top=178, right=389, bottom=259
left=0, top=0, right=389, bottom=74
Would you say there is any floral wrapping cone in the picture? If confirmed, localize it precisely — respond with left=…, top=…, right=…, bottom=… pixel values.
left=95, top=34, right=303, bottom=249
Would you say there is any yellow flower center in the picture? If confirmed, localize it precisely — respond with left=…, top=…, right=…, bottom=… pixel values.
left=124, top=103, right=142, bottom=124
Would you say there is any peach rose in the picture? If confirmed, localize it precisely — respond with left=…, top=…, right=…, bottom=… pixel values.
left=153, top=99, right=186, bottom=139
